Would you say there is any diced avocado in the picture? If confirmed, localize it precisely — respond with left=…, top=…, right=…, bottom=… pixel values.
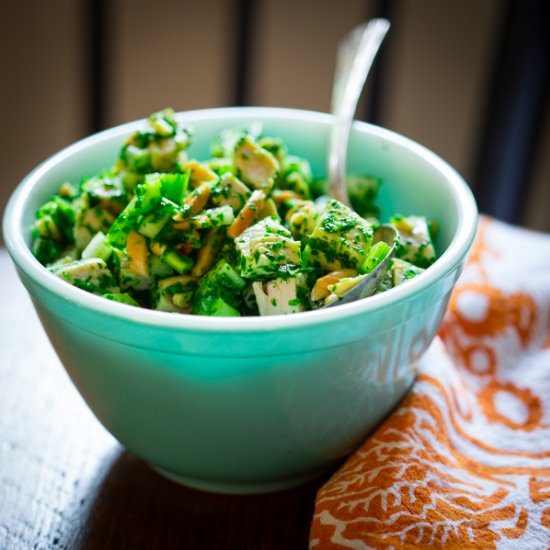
left=304, top=199, right=374, bottom=271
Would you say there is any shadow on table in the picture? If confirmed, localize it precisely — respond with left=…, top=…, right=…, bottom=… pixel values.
left=75, top=450, right=329, bottom=549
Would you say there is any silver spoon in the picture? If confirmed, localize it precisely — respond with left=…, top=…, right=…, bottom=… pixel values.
left=317, top=19, right=395, bottom=309
left=319, top=225, right=398, bottom=309
left=327, top=18, right=390, bottom=205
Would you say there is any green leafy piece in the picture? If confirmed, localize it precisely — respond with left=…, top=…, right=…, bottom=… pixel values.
left=105, top=197, right=141, bottom=249
left=115, top=108, right=192, bottom=190
left=211, top=124, right=261, bottom=158
left=148, top=108, right=177, bottom=137
left=164, top=171, right=189, bottom=203
left=285, top=199, right=318, bottom=243
left=72, top=193, right=117, bottom=252
left=347, top=175, right=381, bottom=218
left=258, top=136, right=287, bottom=164
left=138, top=198, right=178, bottom=239
left=192, top=260, right=246, bottom=316
left=122, top=145, right=152, bottom=173
left=154, top=275, right=197, bottom=312
left=193, top=295, right=241, bottom=316
left=104, top=292, right=140, bottom=306
left=309, top=175, right=381, bottom=218
left=111, top=247, right=154, bottom=292
left=138, top=174, right=164, bottom=210
left=188, top=205, right=235, bottom=230
left=81, top=174, right=127, bottom=210
left=360, top=241, right=390, bottom=274
left=278, top=155, right=312, bottom=199
left=161, top=250, right=194, bottom=274
left=34, top=196, right=75, bottom=244
left=148, top=254, right=174, bottom=278
left=32, top=236, right=60, bottom=265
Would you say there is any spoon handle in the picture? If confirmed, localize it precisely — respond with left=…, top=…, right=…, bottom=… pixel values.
left=328, top=19, right=390, bottom=206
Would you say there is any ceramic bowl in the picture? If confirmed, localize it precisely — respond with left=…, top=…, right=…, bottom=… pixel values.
left=3, top=108, right=477, bottom=493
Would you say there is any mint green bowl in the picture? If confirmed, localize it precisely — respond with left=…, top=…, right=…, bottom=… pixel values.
left=3, top=108, right=477, bottom=494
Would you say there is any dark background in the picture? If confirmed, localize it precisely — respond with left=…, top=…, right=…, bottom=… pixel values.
left=1, top=0, right=549, bottom=246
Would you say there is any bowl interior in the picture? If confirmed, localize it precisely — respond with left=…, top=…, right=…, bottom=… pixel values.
left=15, top=108, right=462, bottom=255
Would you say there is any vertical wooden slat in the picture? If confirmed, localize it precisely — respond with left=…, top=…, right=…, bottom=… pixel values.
left=0, top=0, right=86, bottom=245
left=87, top=0, right=110, bottom=132
left=362, top=0, right=395, bottom=124
left=250, top=0, right=372, bottom=112
left=380, top=0, right=502, bottom=185
left=233, top=0, right=257, bottom=106
left=473, top=0, right=550, bottom=223
left=522, top=101, right=550, bottom=232
left=107, top=0, right=234, bottom=127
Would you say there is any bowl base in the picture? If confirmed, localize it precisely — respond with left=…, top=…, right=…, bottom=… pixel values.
left=150, top=464, right=331, bottom=495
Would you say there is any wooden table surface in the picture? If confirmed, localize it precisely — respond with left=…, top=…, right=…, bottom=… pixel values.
left=0, top=250, right=327, bottom=549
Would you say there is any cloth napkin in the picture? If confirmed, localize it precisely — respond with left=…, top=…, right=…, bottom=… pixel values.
left=310, top=217, right=550, bottom=549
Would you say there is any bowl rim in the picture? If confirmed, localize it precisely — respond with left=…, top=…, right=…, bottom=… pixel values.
left=3, top=106, right=477, bottom=332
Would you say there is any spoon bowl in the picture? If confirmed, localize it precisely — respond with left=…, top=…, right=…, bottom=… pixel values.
left=317, top=225, right=398, bottom=309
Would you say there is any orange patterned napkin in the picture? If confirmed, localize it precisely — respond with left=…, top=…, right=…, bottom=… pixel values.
left=310, top=217, right=550, bottom=549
